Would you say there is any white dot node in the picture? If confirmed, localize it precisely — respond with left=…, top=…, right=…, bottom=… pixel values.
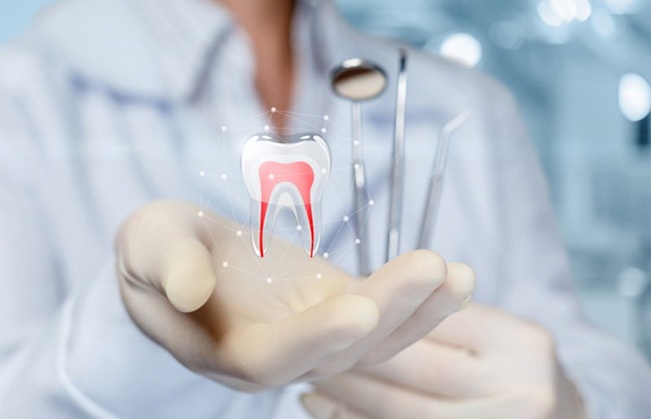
left=268, top=174, right=275, bottom=180
left=316, top=273, right=323, bottom=279
left=323, top=115, right=330, bottom=121
left=222, top=261, right=229, bottom=268
left=354, top=163, right=360, bottom=170
left=321, top=168, right=327, bottom=175
left=296, top=225, right=303, bottom=232
left=197, top=211, right=204, bottom=217
left=266, top=277, right=273, bottom=283
left=271, top=107, right=277, bottom=113
left=221, top=126, right=227, bottom=132
left=323, top=252, right=330, bottom=259
left=264, top=125, right=270, bottom=132
left=353, top=140, right=360, bottom=146
left=355, top=238, right=361, bottom=245
left=321, top=128, right=327, bottom=134
left=343, top=215, right=350, bottom=222
left=236, top=230, right=243, bottom=237
left=221, top=174, right=228, bottom=180
left=199, top=170, right=206, bottom=177
left=369, top=200, right=375, bottom=206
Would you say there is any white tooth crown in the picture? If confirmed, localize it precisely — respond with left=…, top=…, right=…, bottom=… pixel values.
left=241, top=133, right=331, bottom=257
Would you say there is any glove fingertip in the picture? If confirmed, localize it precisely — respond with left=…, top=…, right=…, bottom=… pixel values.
left=447, top=262, right=477, bottom=302
left=165, top=271, right=216, bottom=313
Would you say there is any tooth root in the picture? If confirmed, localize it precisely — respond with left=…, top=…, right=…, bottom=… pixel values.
left=258, top=161, right=317, bottom=257
left=241, top=133, right=330, bottom=258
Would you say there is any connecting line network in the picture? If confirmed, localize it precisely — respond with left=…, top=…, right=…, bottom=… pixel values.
left=196, top=108, right=375, bottom=284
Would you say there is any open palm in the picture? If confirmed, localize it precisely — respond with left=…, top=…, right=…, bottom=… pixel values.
left=117, top=201, right=475, bottom=392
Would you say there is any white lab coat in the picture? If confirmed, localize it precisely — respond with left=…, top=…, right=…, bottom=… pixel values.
left=0, top=0, right=649, bottom=418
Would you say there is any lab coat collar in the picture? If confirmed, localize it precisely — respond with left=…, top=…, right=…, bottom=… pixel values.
left=29, top=0, right=346, bottom=103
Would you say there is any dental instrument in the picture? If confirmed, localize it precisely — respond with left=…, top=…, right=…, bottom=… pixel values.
left=417, top=109, right=470, bottom=249
left=331, top=58, right=388, bottom=276
left=386, top=48, right=409, bottom=262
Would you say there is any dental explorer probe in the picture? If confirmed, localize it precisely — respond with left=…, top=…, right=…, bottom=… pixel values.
left=331, top=59, right=388, bottom=276
left=417, top=108, right=470, bottom=249
left=386, top=48, right=409, bottom=262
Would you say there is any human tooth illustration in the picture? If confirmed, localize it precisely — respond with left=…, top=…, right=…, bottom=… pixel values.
left=241, top=133, right=331, bottom=258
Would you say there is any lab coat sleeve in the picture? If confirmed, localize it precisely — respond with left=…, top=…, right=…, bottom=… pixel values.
left=0, top=53, right=278, bottom=419
left=487, top=88, right=651, bottom=418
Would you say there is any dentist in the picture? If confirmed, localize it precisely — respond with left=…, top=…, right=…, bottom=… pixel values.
left=0, top=0, right=649, bottom=418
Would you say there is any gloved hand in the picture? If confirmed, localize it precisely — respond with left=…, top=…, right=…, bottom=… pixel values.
left=115, top=200, right=475, bottom=392
left=302, top=304, right=587, bottom=419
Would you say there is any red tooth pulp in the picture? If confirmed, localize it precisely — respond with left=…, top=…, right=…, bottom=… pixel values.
left=258, top=161, right=316, bottom=258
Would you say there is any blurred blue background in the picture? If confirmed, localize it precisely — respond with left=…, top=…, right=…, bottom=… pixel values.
left=1, top=0, right=650, bottom=358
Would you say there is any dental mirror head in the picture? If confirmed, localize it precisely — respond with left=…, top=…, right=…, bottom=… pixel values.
left=331, top=58, right=388, bottom=102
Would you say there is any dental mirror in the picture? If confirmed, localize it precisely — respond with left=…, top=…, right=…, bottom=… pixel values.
left=331, top=59, right=388, bottom=276
left=331, top=59, right=388, bottom=101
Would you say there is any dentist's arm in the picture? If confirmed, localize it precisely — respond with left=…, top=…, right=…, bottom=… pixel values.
left=0, top=75, right=474, bottom=417
left=0, top=44, right=479, bottom=418
left=0, top=79, right=244, bottom=418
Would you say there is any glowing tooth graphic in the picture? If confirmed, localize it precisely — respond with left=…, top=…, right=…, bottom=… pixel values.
left=241, top=133, right=331, bottom=257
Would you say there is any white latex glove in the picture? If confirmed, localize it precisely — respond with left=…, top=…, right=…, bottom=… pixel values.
left=116, top=200, right=476, bottom=392
left=302, top=304, right=587, bottom=419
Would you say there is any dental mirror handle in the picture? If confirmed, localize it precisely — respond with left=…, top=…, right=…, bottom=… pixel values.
left=418, top=110, right=469, bottom=249
left=352, top=101, right=371, bottom=276
left=386, top=49, right=408, bottom=262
